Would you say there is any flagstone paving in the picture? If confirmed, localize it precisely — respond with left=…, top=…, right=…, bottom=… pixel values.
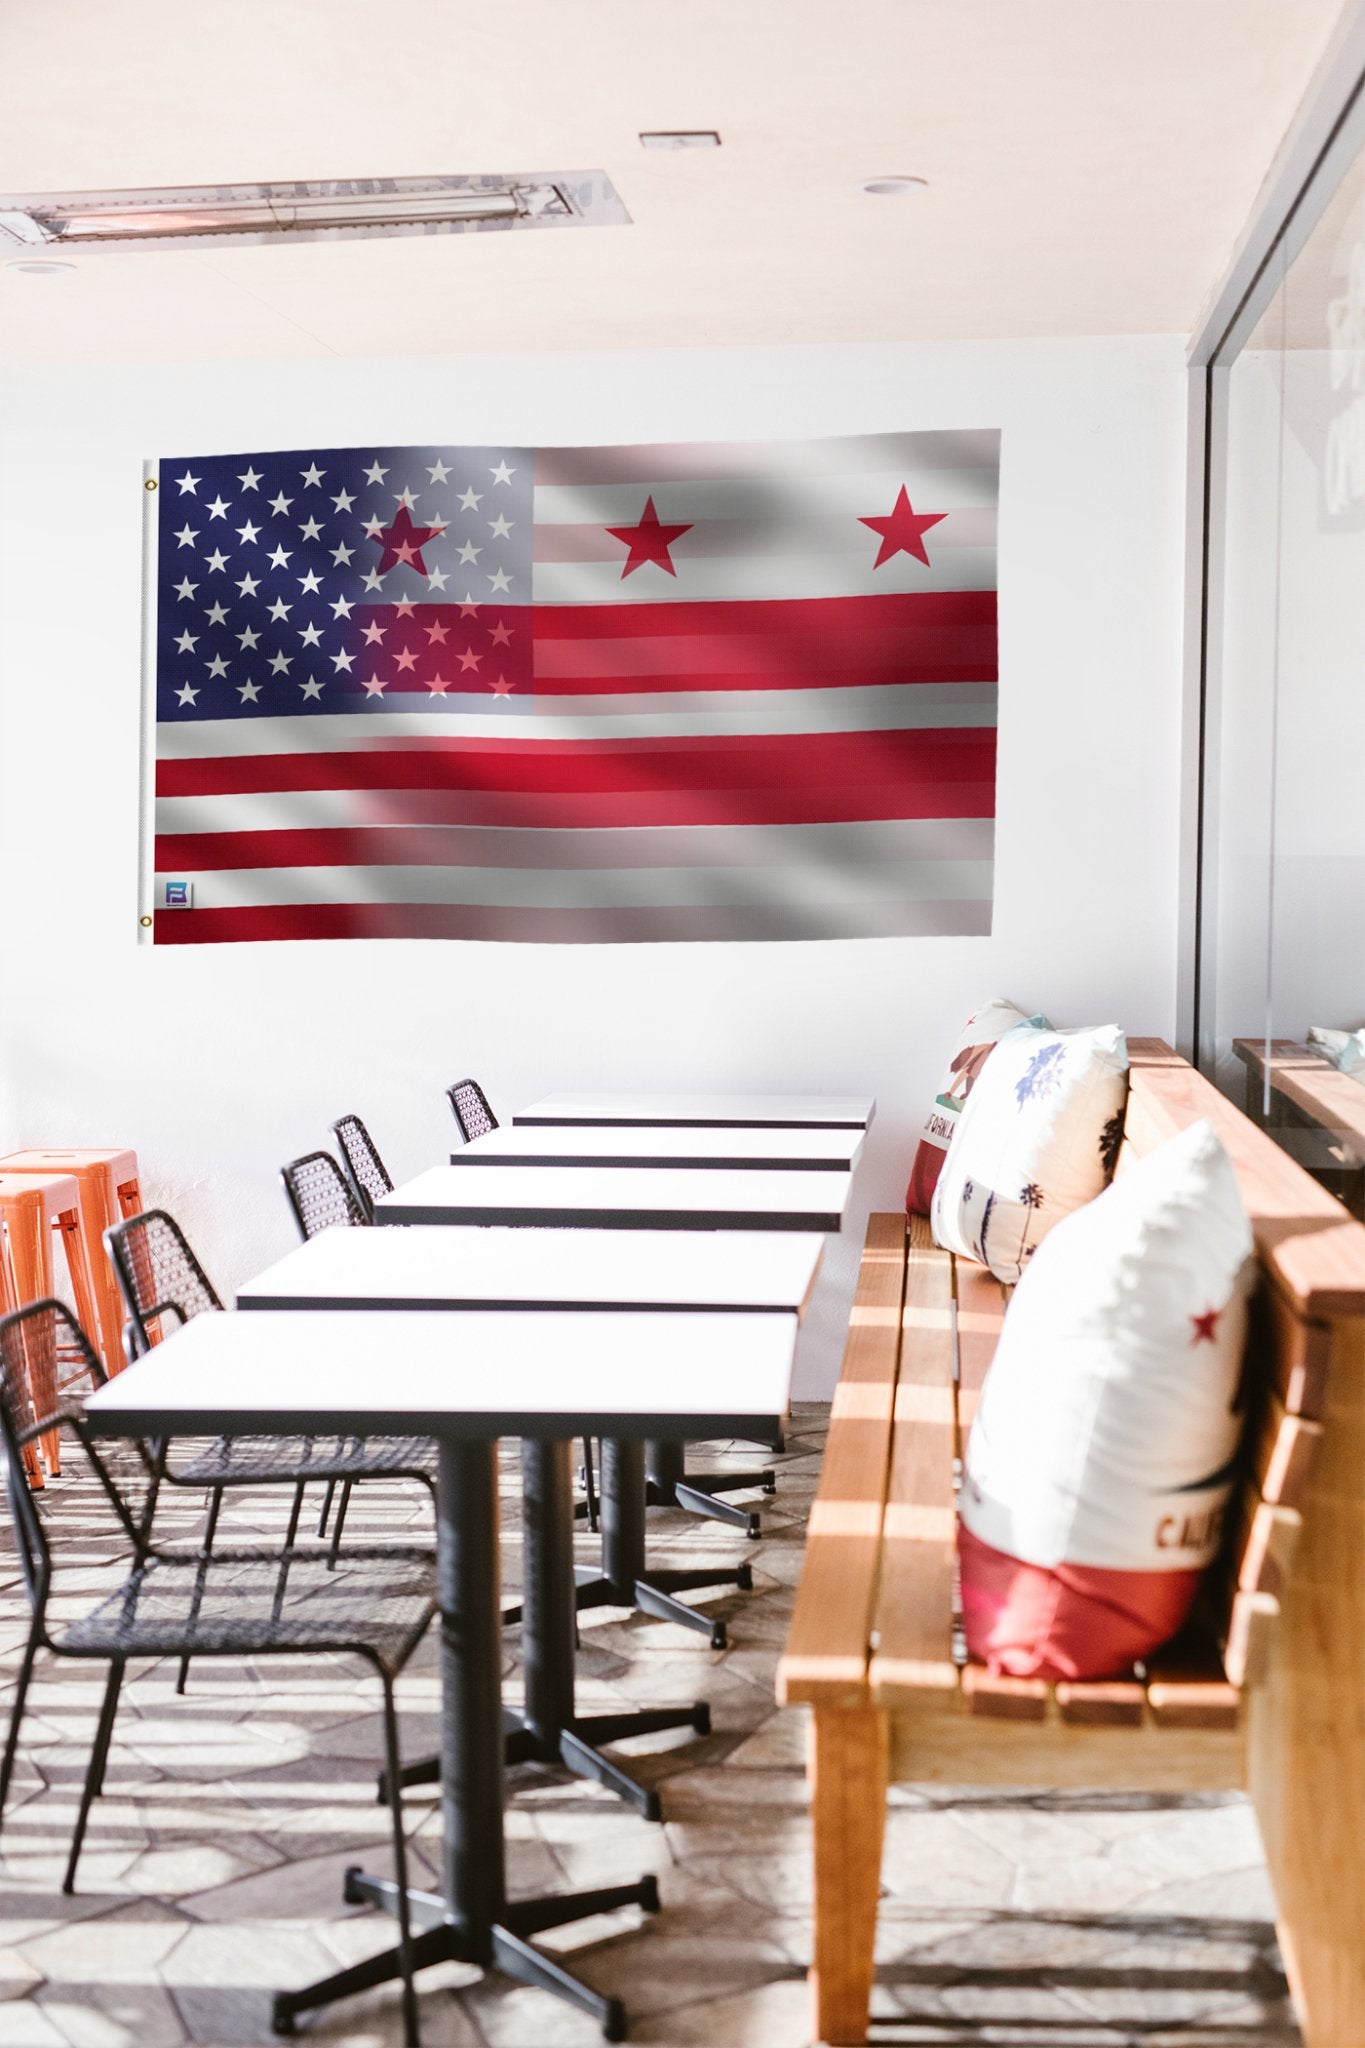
left=1, top=1408, right=1300, bottom=2047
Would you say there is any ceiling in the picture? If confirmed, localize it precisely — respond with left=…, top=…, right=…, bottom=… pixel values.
left=0, top=0, right=1349, bottom=365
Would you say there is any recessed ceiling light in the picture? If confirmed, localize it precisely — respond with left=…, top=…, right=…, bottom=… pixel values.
left=860, top=176, right=929, bottom=197
left=639, top=132, right=721, bottom=150
left=4, top=257, right=76, bottom=275
left=0, top=174, right=631, bottom=256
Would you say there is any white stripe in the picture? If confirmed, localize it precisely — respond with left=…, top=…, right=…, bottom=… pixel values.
left=153, top=807, right=993, bottom=870
left=534, top=430, right=1000, bottom=487
left=154, top=857, right=993, bottom=913
left=532, top=468, right=1000, bottom=526
left=531, top=547, right=996, bottom=607
left=154, top=685, right=996, bottom=758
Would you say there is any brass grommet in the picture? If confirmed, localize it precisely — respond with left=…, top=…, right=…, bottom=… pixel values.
left=144, top=478, right=158, bottom=492
left=139, top=914, right=153, bottom=927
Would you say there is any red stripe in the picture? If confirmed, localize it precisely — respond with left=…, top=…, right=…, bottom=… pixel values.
left=533, top=592, right=995, bottom=694
left=157, top=729, right=996, bottom=807
left=534, top=589, right=994, bottom=642
left=153, top=900, right=994, bottom=946
left=532, top=661, right=991, bottom=696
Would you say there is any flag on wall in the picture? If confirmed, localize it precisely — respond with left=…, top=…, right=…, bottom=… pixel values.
left=149, top=431, right=999, bottom=943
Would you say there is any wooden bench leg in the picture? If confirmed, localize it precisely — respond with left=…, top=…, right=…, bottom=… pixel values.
left=810, top=1705, right=888, bottom=2046
left=1249, top=1318, right=1365, bottom=2048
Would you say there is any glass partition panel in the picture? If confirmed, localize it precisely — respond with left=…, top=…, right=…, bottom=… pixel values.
left=1207, top=138, right=1365, bottom=1211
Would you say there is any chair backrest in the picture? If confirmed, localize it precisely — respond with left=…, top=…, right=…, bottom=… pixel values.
left=105, top=1208, right=224, bottom=1356
left=331, top=1113, right=393, bottom=1221
left=447, top=1078, right=499, bottom=1144
left=281, top=1150, right=366, bottom=1240
left=0, top=1301, right=146, bottom=1616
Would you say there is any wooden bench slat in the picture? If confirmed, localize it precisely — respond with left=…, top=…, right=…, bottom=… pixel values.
left=1251, top=1393, right=1324, bottom=1510
left=1224, top=1587, right=1280, bottom=1688
left=777, top=1211, right=907, bottom=1707
left=962, top=1666, right=1049, bottom=1720
left=1250, top=1276, right=1331, bottom=1419
left=1055, top=1679, right=1147, bottom=1727
left=1225, top=1488, right=1302, bottom=1599
left=869, top=1215, right=958, bottom=1700
left=953, top=1256, right=1008, bottom=1452
left=1143, top=1629, right=1242, bottom=1730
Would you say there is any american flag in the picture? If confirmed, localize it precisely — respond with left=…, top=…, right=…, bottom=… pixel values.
left=150, top=431, right=998, bottom=943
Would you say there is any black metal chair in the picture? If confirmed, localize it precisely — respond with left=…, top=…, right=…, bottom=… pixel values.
left=446, top=1078, right=498, bottom=1144
left=277, top=1157, right=442, bottom=1560
left=281, top=1148, right=366, bottom=1235
left=331, top=1113, right=394, bottom=1223
left=104, top=1208, right=437, bottom=1668
left=0, top=1299, right=432, bottom=2045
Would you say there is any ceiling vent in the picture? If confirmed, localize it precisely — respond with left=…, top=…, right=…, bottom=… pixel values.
left=0, top=172, right=631, bottom=255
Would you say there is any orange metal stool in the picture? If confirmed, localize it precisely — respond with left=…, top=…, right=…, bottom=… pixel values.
left=0, top=1149, right=142, bottom=1377
left=0, top=1171, right=106, bottom=1475
left=0, top=1218, right=42, bottom=1488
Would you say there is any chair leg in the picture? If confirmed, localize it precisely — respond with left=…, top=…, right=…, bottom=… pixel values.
left=177, top=1485, right=224, bottom=1695
left=581, top=1437, right=599, bottom=1534
left=378, top=1676, right=420, bottom=2048
left=0, top=1622, right=42, bottom=1832
left=327, top=1479, right=354, bottom=1567
left=63, top=1658, right=126, bottom=1895
left=282, top=1480, right=307, bottom=1549
left=315, top=1478, right=337, bottom=1539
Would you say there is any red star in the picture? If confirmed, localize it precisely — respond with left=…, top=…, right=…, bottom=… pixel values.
left=370, top=505, right=439, bottom=577
left=605, top=495, right=692, bottom=579
left=859, top=485, right=947, bottom=569
left=1190, top=1308, right=1220, bottom=1345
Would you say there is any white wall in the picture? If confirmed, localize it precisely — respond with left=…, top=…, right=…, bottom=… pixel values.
left=0, top=335, right=1188, bottom=1395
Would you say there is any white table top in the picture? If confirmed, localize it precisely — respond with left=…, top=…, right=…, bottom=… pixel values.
left=511, top=1092, right=875, bottom=1131
left=375, top=1164, right=851, bottom=1233
left=83, top=1309, right=796, bottom=1441
left=238, top=1225, right=823, bottom=1316
left=455, top=1125, right=865, bottom=1172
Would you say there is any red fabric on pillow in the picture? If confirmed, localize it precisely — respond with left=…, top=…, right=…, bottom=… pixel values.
left=957, top=1523, right=1202, bottom=1681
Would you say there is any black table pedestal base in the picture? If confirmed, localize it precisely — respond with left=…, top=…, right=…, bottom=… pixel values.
left=644, top=1439, right=775, bottom=1539
left=382, top=1694, right=708, bottom=1812
left=582, top=1438, right=753, bottom=1649
left=386, top=1440, right=718, bottom=1815
left=505, top=1700, right=709, bottom=1821
left=573, top=1559, right=752, bottom=1650
left=270, top=1864, right=658, bottom=2043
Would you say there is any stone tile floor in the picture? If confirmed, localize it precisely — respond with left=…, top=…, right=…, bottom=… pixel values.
left=1, top=1407, right=1300, bottom=2047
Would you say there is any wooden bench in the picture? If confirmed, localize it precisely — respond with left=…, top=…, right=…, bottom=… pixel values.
left=1235, top=1035, right=1365, bottom=1217
left=778, top=1039, right=1365, bottom=2048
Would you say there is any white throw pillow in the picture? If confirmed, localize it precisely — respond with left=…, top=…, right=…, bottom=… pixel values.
left=905, top=998, right=1048, bottom=1216
left=931, top=1022, right=1129, bottom=1283
left=960, top=1117, right=1254, bottom=1576
left=1307, top=1024, right=1365, bottom=1077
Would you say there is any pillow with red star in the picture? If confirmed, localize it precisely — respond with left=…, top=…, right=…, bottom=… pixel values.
left=957, top=1118, right=1254, bottom=1681
left=904, top=998, right=1048, bottom=1218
